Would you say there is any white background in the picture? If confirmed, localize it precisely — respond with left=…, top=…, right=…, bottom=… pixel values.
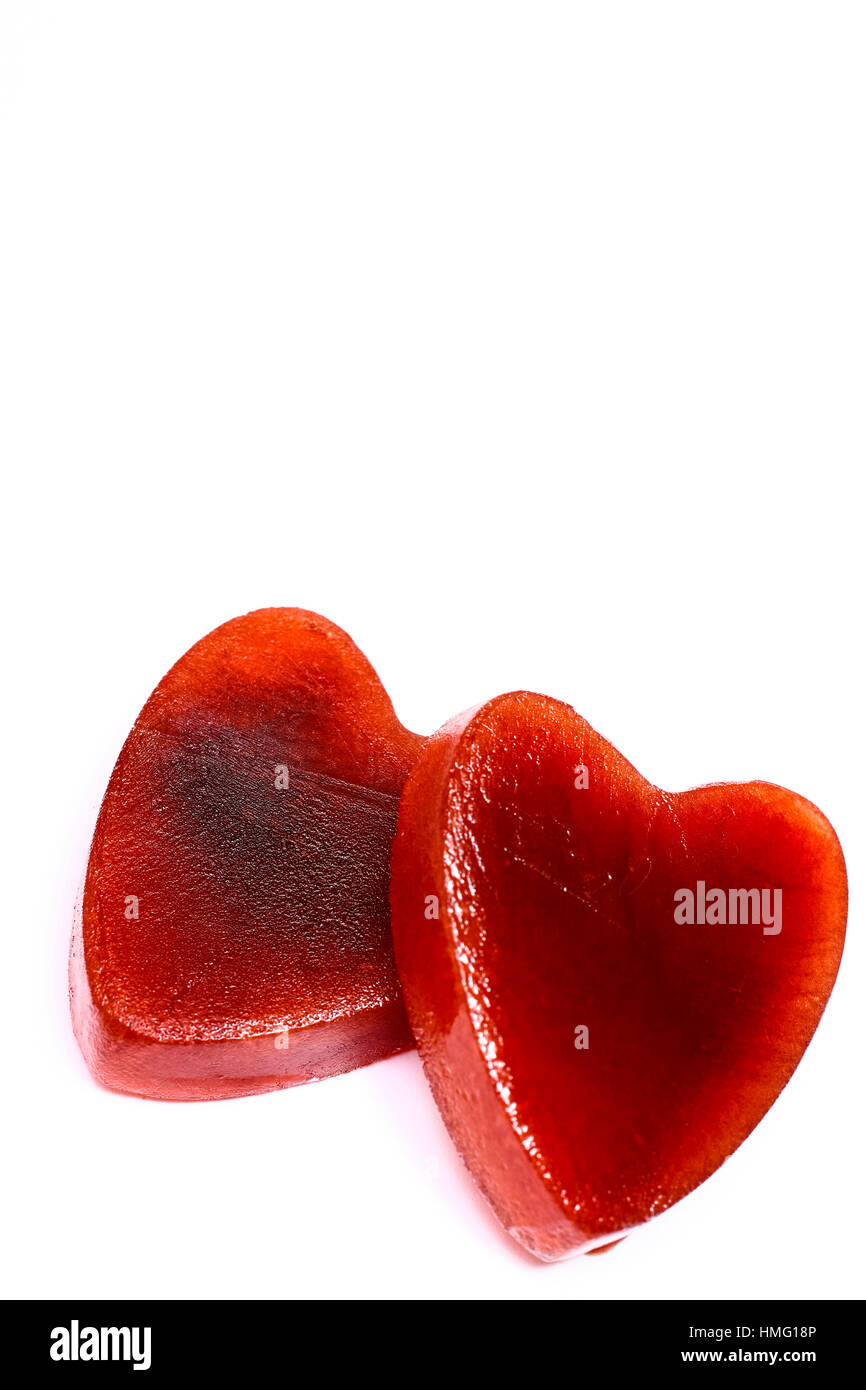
left=2, top=3, right=863, bottom=1300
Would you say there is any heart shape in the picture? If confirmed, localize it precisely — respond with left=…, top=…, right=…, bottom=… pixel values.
left=390, top=692, right=847, bottom=1260
left=72, top=608, right=423, bottom=1099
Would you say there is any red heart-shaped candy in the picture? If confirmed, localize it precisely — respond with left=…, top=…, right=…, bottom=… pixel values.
left=390, top=693, right=847, bottom=1260
left=72, top=608, right=423, bottom=1099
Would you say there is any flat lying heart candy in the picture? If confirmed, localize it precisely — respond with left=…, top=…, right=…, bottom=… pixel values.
left=72, top=608, right=424, bottom=1100
left=390, top=693, right=847, bottom=1260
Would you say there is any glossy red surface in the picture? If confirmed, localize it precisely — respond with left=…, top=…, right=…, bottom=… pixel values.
left=390, top=693, right=847, bottom=1260
left=72, top=608, right=424, bottom=1100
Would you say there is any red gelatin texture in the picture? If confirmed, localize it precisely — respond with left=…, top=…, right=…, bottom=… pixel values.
left=390, top=693, right=847, bottom=1260
left=72, top=608, right=424, bottom=1100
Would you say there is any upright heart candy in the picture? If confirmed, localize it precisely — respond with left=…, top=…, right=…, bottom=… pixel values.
left=72, top=608, right=424, bottom=1100
left=390, top=693, right=847, bottom=1260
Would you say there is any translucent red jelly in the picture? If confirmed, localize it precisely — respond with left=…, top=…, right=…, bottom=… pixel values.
left=390, top=693, right=847, bottom=1261
left=72, top=608, right=424, bottom=1100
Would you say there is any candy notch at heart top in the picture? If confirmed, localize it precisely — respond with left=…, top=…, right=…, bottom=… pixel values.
left=390, top=693, right=847, bottom=1261
left=72, top=608, right=425, bottom=1100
